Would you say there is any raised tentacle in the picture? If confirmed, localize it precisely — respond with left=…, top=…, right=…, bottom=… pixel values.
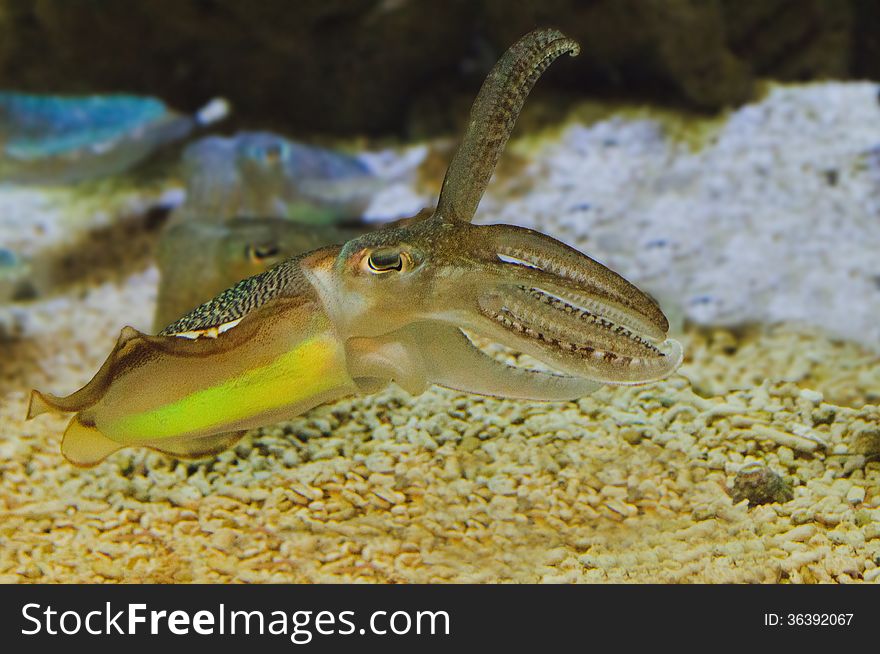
left=435, top=28, right=579, bottom=223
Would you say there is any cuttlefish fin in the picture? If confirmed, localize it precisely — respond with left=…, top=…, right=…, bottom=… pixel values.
left=148, top=430, right=247, bottom=460
left=26, top=326, right=146, bottom=419
left=61, top=422, right=247, bottom=467
left=27, top=389, right=63, bottom=419
left=61, top=416, right=124, bottom=467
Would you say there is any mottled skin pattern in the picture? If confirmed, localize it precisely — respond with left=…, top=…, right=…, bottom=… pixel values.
left=28, top=28, right=682, bottom=466
left=154, top=218, right=364, bottom=330
left=160, top=251, right=318, bottom=335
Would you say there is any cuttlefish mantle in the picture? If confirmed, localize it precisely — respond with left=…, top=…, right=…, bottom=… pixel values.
left=27, top=28, right=682, bottom=466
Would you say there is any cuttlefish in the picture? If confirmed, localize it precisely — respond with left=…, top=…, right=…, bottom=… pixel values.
left=27, top=28, right=683, bottom=467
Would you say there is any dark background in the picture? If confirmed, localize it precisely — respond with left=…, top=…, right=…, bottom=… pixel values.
left=1, top=0, right=877, bottom=136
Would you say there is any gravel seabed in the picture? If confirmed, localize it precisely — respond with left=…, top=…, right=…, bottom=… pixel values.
left=1, top=83, right=879, bottom=583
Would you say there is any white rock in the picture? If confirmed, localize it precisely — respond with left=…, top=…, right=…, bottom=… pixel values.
left=846, top=486, right=866, bottom=505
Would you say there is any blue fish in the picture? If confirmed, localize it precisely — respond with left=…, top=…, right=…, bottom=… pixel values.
left=0, top=93, right=228, bottom=184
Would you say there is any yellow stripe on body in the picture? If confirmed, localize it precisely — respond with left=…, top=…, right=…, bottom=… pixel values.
left=108, top=333, right=348, bottom=442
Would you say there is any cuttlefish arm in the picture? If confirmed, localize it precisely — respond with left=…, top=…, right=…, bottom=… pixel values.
left=347, top=322, right=601, bottom=400
left=28, top=250, right=360, bottom=466
left=436, top=28, right=579, bottom=223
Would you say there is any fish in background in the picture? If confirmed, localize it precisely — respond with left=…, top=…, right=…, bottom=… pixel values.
left=176, top=131, right=386, bottom=226
left=0, top=93, right=228, bottom=185
left=154, top=217, right=365, bottom=330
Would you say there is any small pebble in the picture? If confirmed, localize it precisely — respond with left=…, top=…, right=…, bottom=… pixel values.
left=846, top=486, right=866, bottom=505
left=731, top=464, right=794, bottom=505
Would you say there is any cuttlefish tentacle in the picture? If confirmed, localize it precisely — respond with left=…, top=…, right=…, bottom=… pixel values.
left=28, top=28, right=682, bottom=467
left=436, top=28, right=579, bottom=223
left=347, top=322, right=601, bottom=400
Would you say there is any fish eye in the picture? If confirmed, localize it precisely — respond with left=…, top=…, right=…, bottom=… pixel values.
left=246, top=243, right=281, bottom=263
left=366, top=248, right=406, bottom=274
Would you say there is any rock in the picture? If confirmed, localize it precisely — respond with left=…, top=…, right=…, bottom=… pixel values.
left=850, top=423, right=880, bottom=458
left=731, top=463, right=794, bottom=505
left=846, top=486, right=866, bottom=505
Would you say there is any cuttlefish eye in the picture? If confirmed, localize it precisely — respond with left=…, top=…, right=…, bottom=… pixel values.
left=246, top=243, right=281, bottom=263
left=365, top=248, right=407, bottom=274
